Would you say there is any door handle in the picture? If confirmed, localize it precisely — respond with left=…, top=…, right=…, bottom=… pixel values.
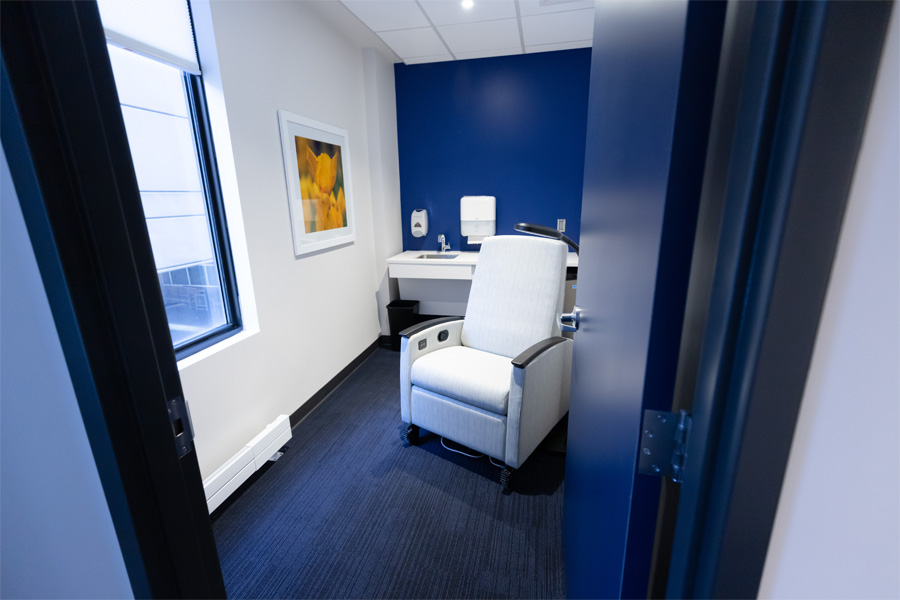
left=558, top=306, right=582, bottom=332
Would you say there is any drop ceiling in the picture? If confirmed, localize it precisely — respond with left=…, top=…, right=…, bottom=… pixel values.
left=339, top=0, right=594, bottom=64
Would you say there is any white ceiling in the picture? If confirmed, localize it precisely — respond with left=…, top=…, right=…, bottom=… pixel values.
left=339, top=0, right=594, bottom=64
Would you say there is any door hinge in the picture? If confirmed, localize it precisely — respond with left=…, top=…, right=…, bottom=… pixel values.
left=638, top=409, right=691, bottom=483
left=167, top=395, right=195, bottom=459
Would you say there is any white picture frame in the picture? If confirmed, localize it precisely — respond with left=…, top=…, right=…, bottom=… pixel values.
left=278, top=110, right=355, bottom=256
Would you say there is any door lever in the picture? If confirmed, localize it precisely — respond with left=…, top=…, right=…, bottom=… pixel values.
left=558, top=306, right=582, bottom=332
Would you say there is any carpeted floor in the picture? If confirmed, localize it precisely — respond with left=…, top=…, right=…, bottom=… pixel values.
left=212, top=348, right=567, bottom=599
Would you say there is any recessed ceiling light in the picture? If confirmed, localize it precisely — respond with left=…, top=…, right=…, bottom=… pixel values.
left=462, top=0, right=474, bottom=9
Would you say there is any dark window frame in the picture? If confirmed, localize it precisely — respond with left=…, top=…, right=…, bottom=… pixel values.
left=171, top=71, right=242, bottom=360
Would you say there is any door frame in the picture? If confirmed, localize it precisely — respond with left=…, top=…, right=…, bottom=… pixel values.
left=665, top=1, right=894, bottom=597
left=1, top=2, right=225, bottom=597
left=566, top=0, right=893, bottom=598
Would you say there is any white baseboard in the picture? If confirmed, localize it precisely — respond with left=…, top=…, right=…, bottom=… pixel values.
left=203, top=414, right=291, bottom=513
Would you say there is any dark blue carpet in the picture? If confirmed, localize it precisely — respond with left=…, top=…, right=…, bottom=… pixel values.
left=212, top=348, right=567, bottom=599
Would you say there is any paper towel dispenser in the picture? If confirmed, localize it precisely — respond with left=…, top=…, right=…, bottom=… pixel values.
left=460, top=196, right=495, bottom=245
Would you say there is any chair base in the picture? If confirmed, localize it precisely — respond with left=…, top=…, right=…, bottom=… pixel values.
left=403, top=422, right=518, bottom=493
left=500, top=466, right=516, bottom=492
left=401, top=424, right=420, bottom=446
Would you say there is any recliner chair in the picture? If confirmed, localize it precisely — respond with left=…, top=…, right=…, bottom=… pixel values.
left=399, top=235, right=573, bottom=490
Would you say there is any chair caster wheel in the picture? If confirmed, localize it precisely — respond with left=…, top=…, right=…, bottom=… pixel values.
left=402, top=424, right=420, bottom=446
left=500, top=467, right=515, bottom=492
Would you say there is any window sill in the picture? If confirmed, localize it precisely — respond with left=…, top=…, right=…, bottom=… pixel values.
left=177, top=326, right=259, bottom=371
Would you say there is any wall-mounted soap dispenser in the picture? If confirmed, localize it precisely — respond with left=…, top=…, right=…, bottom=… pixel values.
left=411, top=209, right=428, bottom=238
left=460, top=196, right=495, bottom=245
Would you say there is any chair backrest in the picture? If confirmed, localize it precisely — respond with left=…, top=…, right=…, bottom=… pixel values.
left=461, top=235, right=568, bottom=358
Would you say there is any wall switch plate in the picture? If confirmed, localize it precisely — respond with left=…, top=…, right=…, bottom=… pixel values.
left=557, top=219, right=566, bottom=232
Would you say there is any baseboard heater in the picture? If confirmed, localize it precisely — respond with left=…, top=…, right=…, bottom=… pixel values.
left=203, top=415, right=292, bottom=513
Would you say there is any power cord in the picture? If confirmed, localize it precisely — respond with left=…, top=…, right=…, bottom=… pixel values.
left=488, top=456, right=506, bottom=469
left=440, top=437, right=483, bottom=458
left=438, top=437, right=509, bottom=469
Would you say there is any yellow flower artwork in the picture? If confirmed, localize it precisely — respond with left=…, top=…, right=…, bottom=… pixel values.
left=294, top=136, right=348, bottom=233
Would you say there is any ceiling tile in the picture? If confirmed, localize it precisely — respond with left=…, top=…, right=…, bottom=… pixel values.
left=418, top=0, right=516, bottom=26
left=456, top=47, right=522, bottom=61
left=518, top=0, right=595, bottom=17
left=404, top=54, right=455, bottom=65
left=438, top=19, right=521, bottom=54
left=521, top=9, right=593, bottom=47
left=525, top=40, right=591, bottom=54
left=378, top=27, right=449, bottom=58
left=341, top=1, right=429, bottom=32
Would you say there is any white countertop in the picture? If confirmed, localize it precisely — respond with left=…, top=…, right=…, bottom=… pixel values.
left=387, top=250, right=478, bottom=265
left=387, top=250, right=577, bottom=280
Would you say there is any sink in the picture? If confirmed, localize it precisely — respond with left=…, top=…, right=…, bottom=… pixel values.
left=417, top=253, right=459, bottom=260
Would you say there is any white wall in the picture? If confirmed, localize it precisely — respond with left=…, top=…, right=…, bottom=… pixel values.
left=759, top=8, right=899, bottom=599
left=363, top=47, right=403, bottom=336
left=180, top=1, right=400, bottom=478
left=0, top=148, right=134, bottom=599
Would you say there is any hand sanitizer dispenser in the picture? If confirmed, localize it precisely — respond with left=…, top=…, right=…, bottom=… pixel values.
left=411, top=209, right=428, bottom=238
left=460, top=196, right=495, bottom=245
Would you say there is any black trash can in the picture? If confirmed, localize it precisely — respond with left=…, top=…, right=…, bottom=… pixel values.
left=387, top=300, right=420, bottom=351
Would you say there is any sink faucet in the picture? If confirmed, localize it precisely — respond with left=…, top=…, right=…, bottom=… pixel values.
left=438, top=234, right=450, bottom=253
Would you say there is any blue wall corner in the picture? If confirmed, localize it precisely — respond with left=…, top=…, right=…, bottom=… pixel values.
left=394, top=49, right=591, bottom=252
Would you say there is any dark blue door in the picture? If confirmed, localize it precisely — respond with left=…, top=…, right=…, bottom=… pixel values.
left=563, top=1, right=725, bottom=597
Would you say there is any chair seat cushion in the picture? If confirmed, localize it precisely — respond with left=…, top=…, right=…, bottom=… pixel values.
left=410, top=346, right=513, bottom=415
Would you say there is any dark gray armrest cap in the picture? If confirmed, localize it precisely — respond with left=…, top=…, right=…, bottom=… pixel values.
left=511, top=337, right=569, bottom=368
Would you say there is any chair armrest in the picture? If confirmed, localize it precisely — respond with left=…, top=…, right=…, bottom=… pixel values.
left=512, top=337, right=569, bottom=368
left=505, top=337, right=573, bottom=469
left=399, top=317, right=464, bottom=423
left=400, top=316, right=464, bottom=339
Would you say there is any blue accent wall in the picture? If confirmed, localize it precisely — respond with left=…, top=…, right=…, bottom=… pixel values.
left=395, top=49, right=591, bottom=252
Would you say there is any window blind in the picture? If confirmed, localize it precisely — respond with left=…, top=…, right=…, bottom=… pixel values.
left=96, top=0, right=200, bottom=75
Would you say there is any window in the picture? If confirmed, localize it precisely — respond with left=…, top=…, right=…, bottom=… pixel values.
left=104, top=35, right=240, bottom=356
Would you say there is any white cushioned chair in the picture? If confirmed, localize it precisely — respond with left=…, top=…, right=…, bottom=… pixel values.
left=399, top=235, right=573, bottom=490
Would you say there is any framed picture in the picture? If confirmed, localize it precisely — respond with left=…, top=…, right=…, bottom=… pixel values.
left=278, top=110, right=355, bottom=256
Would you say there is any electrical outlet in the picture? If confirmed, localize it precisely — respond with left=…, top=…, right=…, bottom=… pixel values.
left=557, top=219, right=566, bottom=232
